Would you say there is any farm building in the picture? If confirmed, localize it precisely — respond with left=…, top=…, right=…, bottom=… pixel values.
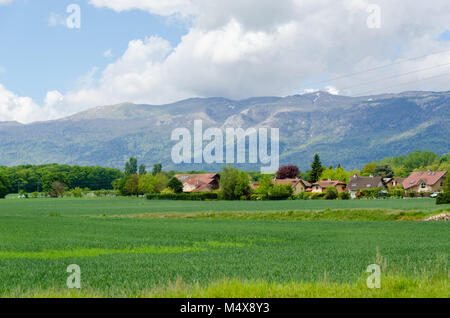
left=174, top=173, right=220, bottom=192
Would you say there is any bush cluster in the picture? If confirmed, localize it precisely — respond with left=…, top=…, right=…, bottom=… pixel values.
left=146, top=192, right=219, bottom=201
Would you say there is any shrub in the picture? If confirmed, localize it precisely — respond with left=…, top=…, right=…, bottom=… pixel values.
left=31, top=192, right=39, bottom=198
left=325, top=187, right=338, bottom=200
left=161, top=188, right=175, bottom=195
left=268, top=184, right=293, bottom=200
left=388, top=188, right=405, bottom=198
left=436, top=173, right=450, bottom=205
left=294, top=192, right=311, bottom=200
left=146, top=192, right=219, bottom=201
left=250, top=194, right=266, bottom=201
left=94, top=190, right=103, bottom=197
left=310, top=193, right=326, bottom=200
left=71, top=187, right=83, bottom=198
left=436, top=192, right=450, bottom=205
left=339, top=191, right=351, bottom=200
left=407, top=191, right=417, bottom=198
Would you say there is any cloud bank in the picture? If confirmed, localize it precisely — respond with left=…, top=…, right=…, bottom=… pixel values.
left=1, top=0, right=450, bottom=123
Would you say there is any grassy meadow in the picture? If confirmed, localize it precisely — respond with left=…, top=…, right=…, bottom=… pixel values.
left=0, top=197, right=448, bottom=298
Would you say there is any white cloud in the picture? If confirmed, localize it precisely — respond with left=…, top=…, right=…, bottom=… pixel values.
left=103, top=49, right=114, bottom=58
left=0, top=85, right=41, bottom=123
left=0, top=0, right=12, bottom=5
left=2, top=0, right=450, bottom=123
left=89, top=0, right=195, bottom=17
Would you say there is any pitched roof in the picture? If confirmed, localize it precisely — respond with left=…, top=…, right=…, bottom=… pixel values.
left=273, top=178, right=311, bottom=188
left=312, top=180, right=346, bottom=188
left=175, top=173, right=219, bottom=191
left=402, top=171, right=447, bottom=190
left=384, top=177, right=405, bottom=184
left=348, top=176, right=383, bottom=191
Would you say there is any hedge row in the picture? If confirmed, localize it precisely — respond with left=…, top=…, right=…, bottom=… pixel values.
left=146, top=192, right=219, bottom=201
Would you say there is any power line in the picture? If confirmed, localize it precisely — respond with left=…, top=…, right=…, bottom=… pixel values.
left=339, top=62, right=450, bottom=92
left=305, top=47, right=450, bottom=87
left=354, top=71, right=450, bottom=96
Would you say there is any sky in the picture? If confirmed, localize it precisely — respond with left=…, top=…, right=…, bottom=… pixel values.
left=0, top=0, right=449, bottom=123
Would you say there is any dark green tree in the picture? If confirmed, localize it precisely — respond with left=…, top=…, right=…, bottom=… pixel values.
left=374, top=164, right=394, bottom=178
left=124, top=157, right=138, bottom=176
left=308, top=154, right=324, bottom=183
left=436, top=173, right=450, bottom=205
left=152, top=164, right=162, bottom=176
left=138, top=164, right=147, bottom=175
left=0, top=173, right=10, bottom=198
left=168, top=177, right=184, bottom=193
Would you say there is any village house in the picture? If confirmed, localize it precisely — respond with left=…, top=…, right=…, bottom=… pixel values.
left=310, top=180, right=347, bottom=193
left=273, top=178, right=311, bottom=195
left=402, top=171, right=447, bottom=193
left=348, top=175, right=384, bottom=199
left=384, top=177, right=405, bottom=190
left=174, top=173, right=220, bottom=193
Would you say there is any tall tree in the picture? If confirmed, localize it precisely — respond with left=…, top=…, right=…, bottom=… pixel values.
left=168, top=177, right=184, bottom=193
left=124, top=157, right=138, bottom=176
left=123, top=175, right=140, bottom=196
left=138, top=164, right=147, bottom=175
left=234, top=171, right=252, bottom=198
left=320, top=167, right=350, bottom=183
left=49, top=181, right=67, bottom=198
left=308, top=154, right=324, bottom=183
left=152, top=164, right=162, bottom=176
left=219, top=166, right=251, bottom=200
left=0, top=173, right=10, bottom=199
left=374, top=164, right=394, bottom=178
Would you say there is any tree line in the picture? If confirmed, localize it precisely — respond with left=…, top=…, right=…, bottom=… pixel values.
left=0, top=150, right=448, bottom=199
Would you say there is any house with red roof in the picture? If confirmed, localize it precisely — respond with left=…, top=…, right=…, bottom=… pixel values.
left=175, top=173, right=220, bottom=192
left=273, top=178, right=311, bottom=194
left=402, top=171, right=447, bottom=193
left=311, top=180, right=347, bottom=193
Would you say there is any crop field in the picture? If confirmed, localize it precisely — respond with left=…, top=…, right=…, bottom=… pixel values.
left=0, top=197, right=445, bottom=216
left=0, top=198, right=448, bottom=298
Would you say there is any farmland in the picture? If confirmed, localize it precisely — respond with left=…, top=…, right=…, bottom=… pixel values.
left=0, top=198, right=448, bottom=298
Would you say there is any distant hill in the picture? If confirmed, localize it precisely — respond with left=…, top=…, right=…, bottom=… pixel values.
left=0, top=91, right=449, bottom=171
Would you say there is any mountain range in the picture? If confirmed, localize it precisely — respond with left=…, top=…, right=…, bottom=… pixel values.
left=0, top=91, right=449, bottom=171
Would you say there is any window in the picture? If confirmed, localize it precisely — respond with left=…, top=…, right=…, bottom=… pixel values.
left=421, top=182, right=426, bottom=189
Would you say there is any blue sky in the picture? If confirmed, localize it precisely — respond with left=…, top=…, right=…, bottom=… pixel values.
left=0, top=0, right=187, bottom=103
left=0, top=0, right=449, bottom=123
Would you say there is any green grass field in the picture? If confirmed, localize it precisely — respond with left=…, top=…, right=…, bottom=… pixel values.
left=0, top=198, right=448, bottom=298
left=0, top=197, right=445, bottom=216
